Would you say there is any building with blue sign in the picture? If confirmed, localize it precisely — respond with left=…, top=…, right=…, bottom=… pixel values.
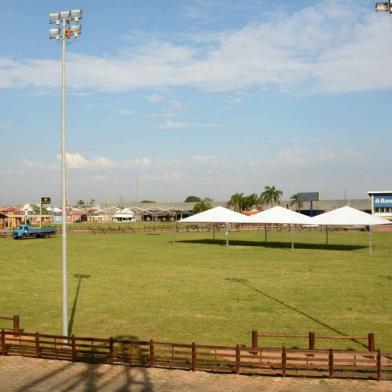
left=367, top=191, right=392, bottom=220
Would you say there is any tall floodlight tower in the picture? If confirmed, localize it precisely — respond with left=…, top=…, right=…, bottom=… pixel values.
left=49, top=9, right=83, bottom=336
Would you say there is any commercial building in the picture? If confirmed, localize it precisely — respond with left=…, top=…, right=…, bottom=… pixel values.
left=367, top=191, right=392, bottom=221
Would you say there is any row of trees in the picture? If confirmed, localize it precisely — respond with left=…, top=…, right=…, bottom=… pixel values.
left=227, top=186, right=304, bottom=212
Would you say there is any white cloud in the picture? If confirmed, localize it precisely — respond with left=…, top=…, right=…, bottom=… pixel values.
left=159, top=120, right=223, bottom=129
left=146, top=93, right=165, bottom=103
left=1, top=2, right=391, bottom=95
left=23, top=160, right=57, bottom=171
left=159, top=120, right=191, bottom=129
left=116, top=108, right=135, bottom=115
left=54, top=153, right=151, bottom=170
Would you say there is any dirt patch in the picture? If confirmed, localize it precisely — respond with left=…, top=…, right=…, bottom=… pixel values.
left=0, top=356, right=391, bottom=391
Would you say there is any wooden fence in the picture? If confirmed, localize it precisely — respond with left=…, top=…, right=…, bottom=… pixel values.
left=251, top=330, right=376, bottom=352
left=1, top=330, right=391, bottom=381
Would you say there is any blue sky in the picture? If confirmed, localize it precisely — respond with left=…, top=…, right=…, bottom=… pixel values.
left=1, top=0, right=391, bottom=204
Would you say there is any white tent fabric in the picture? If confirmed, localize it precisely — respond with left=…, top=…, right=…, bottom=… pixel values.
left=178, top=206, right=248, bottom=224
left=311, top=206, right=391, bottom=226
left=247, top=206, right=313, bottom=225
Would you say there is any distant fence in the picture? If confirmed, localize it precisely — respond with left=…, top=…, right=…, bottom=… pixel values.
left=1, top=329, right=391, bottom=380
left=251, top=330, right=376, bottom=352
left=0, top=316, right=20, bottom=334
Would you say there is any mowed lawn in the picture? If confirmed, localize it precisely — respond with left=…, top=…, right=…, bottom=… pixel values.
left=1, top=229, right=391, bottom=351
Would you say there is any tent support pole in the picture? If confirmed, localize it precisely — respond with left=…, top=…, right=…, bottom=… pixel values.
left=326, top=226, right=329, bottom=246
left=369, top=227, right=373, bottom=255
left=264, top=226, right=268, bottom=244
left=225, top=223, right=229, bottom=247
left=171, top=223, right=176, bottom=244
left=290, top=225, right=294, bottom=251
left=212, top=225, right=215, bottom=241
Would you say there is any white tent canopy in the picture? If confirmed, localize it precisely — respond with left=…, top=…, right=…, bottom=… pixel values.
left=311, top=206, right=391, bottom=226
left=247, top=206, right=313, bottom=225
left=247, top=206, right=313, bottom=250
left=311, top=206, right=391, bottom=254
left=178, top=206, right=248, bottom=224
left=177, top=206, right=248, bottom=246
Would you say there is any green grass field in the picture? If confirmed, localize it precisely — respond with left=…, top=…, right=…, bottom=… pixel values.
left=1, top=229, right=391, bottom=351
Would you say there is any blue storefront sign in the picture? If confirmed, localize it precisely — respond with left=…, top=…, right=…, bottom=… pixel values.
left=374, top=195, right=392, bottom=207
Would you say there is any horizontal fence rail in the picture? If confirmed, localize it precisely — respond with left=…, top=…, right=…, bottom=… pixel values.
left=251, top=330, right=376, bottom=352
left=1, top=330, right=391, bottom=381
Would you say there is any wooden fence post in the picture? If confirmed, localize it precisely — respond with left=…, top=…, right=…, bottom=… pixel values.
left=109, top=337, right=114, bottom=365
left=72, top=335, right=76, bottom=362
left=35, top=332, right=40, bottom=358
left=1, top=329, right=5, bottom=356
left=235, top=345, right=240, bottom=374
left=282, top=347, right=286, bottom=377
left=308, top=331, right=315, bottom=350
left=192, top=342, right=196, bottom=371
left=377, top=350, right=381, bottom=381
left=328, top=349, right=334, bottom=378
left=149, top=339, right=154, bottom=367
left=368, top=333, right=375, bottom=352
left=13, top=315, right=19, bottom=335
left=251, top=330, right=258, bottom=355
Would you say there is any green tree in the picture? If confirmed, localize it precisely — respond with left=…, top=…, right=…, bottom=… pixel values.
left=243, top=193, right=260, bottom=211
left=290, top=193, right=303, bottom=212
left=260, top=185, right=283, bottom=207
left=185, top=195, right=202, bottom=202
left=76, top=200, right=86, bottom=208
left=140, top=200, right=155, bottom=203
left=227, top=193, right=244, bottom=212
left=193, top=198, right=213, bottom=213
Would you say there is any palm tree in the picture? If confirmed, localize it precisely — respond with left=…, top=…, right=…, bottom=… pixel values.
left=227, top=193, right=244, bottom=212
left=260, top=186, right=283, bottom=207
left=289, top=193, right=303, bottom=212
left=243, top=193, right=259, bottom=211
left=193, top=198, right=213, bottom=213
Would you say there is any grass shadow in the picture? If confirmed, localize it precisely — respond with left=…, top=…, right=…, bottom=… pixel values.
left=225, top=278, right=368, bottom=350
left=178, top=238, right=366, bottom=251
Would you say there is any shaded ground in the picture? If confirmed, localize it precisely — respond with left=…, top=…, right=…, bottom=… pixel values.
left=0, top=356, right=391, bottom=392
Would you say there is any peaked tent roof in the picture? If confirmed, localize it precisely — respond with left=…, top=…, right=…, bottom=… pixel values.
left=178, top=206, right=248, bottom=224
left=247, top=206, right=313, bottom=225
left=311, top=206, right=391, bottom=226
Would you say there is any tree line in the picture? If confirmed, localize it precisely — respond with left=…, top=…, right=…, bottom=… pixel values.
left=185, top=186, right=304, bottom=213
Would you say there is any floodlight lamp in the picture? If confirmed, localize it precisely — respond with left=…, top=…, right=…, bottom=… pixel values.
left=70, top=9, right=83, bottom=21
left=49, top=12, right=60, bottom=24
left=375, top=2, right=389, bottom=12
left=49, top=28, right=61, bottom=40
left=60, top=10, right=71, bottom=19
left=70, top=25, right=81, bottom=36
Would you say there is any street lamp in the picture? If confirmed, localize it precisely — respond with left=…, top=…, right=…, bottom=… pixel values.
left=49, top=9, right=83, bottom=337
left=375, top=1, right=392, bottom=13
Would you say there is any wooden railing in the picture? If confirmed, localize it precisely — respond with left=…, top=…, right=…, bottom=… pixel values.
left=0, top=316, right=20, bottom=334
left=1, top=330, right=391, bottom=380
left=251, top=330, right=375, bottom=352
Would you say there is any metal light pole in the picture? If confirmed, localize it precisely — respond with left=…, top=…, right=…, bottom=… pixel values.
left=49, top=10, right=82, bottom=337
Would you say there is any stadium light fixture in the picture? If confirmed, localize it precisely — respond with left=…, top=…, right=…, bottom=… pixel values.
left=48, top=9, right=83, bottom=338
left=375, top=1, right=392, bottom=13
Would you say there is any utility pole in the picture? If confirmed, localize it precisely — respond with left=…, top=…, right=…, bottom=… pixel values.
left=49, top=9, right=83, bottom=337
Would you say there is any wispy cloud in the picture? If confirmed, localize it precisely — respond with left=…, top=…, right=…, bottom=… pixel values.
left=0, top=2, right=391, bottom=95
left=159, top=120, right=223, bottom=129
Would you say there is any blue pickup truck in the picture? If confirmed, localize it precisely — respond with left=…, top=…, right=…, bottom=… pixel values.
left=12, top=224, right=57, bottom=239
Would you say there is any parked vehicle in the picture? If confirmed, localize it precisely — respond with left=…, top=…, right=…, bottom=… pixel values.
left=12, top=224, right=57, bottom=239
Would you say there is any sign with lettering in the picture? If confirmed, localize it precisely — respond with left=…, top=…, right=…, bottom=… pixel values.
left=41, top=197, right=51, bottom=205
left=297, top=192, right=320, bottom=202
left=374, top=196, right=392, bottom=207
